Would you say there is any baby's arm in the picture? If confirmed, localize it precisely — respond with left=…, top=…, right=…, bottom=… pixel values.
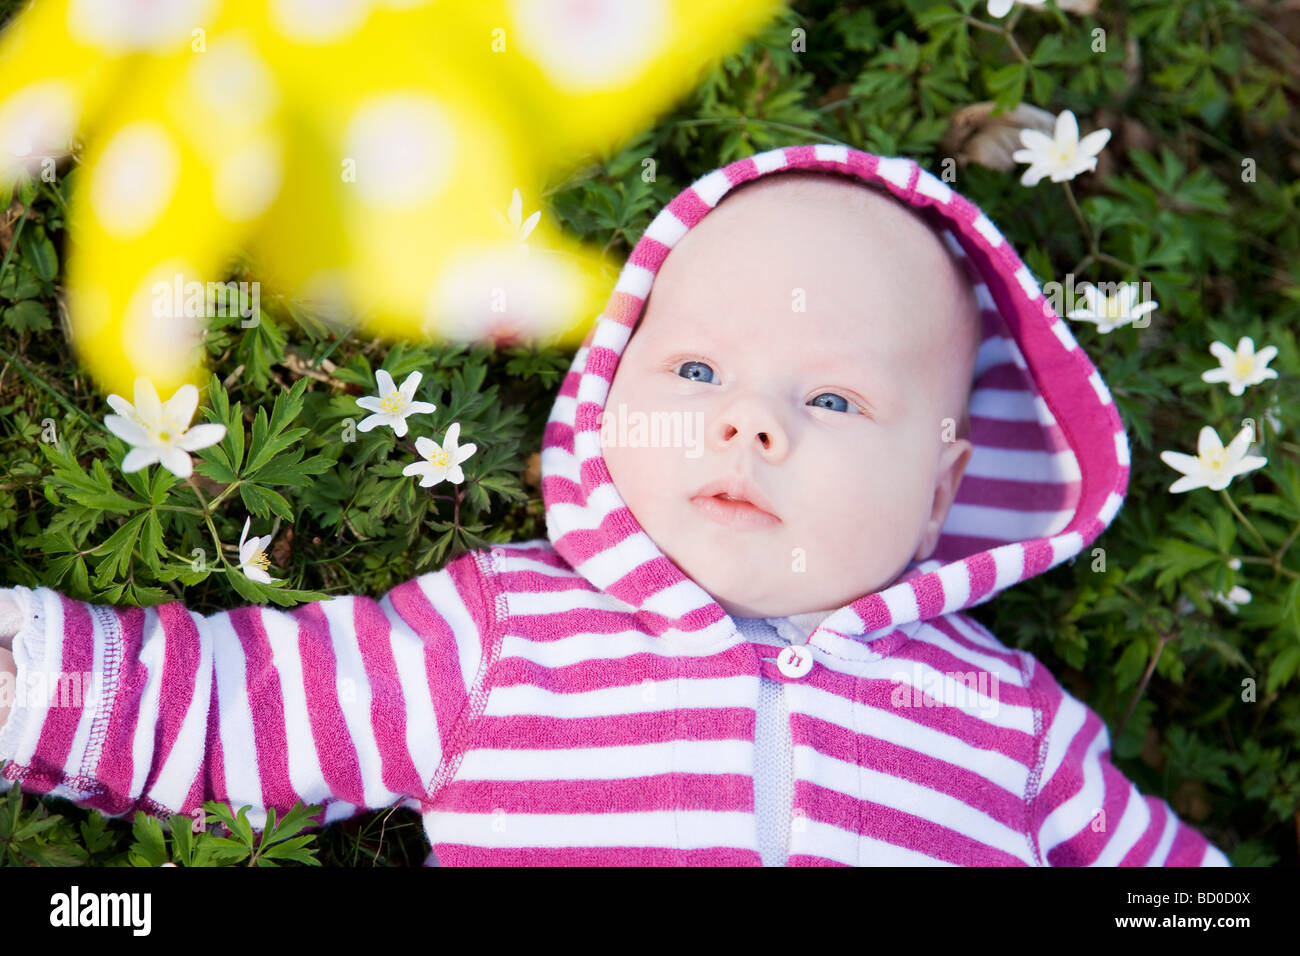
left=1021, top=651, right=1231, bottom=867
left=0, top=551, right=495, bottom=830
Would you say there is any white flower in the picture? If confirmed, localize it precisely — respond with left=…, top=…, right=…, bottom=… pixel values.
left=1159, top=425, right=1267, bottom=493
left=1201, top=336, right=1278, bottom=397
left=1228, top=557, right=1242, bottom=570
left=402, top=421, right=477, bottom=488
left=1209, top=586, right=1251, bottom=614
left=1066, top=281, right=1158, bottom=334
left=1011, top=108, right=1111, bottom=186
left=103, top=377, right=227, bottom=479
left=238, top=516, right=275, bottom=584
left=987, top=0, right=1045, bottom=18
left=495, top=187, right=541, bottom=255
left=355, top=369, right=437, bottom=438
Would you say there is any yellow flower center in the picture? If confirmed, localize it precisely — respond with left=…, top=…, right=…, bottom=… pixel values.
left=251, top=550, right=270, bottom=571
left=1104, top=296, right=1125, bottom=319
left=1053, top=143, right=1076, bottom=164
left=380, top=393, right=406, bottom=414
left=428, top=448, right=449, bottom=467
left=1203, top=447, right=1229, bottom=473
left=1233, top=356, right=1254, bottom=379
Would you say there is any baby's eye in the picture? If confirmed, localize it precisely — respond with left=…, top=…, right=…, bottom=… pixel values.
left=676, top=360, right=717, bottom=383
left=808, top=392, right=859, bottom=414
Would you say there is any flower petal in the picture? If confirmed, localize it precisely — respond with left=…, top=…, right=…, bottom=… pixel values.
left=160, top=447, right=194, bottom=479
left=178, top=423, right=227, bottom=451
left=375, top=368, right=396, bottom=396
left=164, top=383, right=199, bottom=428
left=121, top=447, right=160, bottom=473
left=133, top=378, right=163, bottom=427
left=104, top=414, right=152, bottom=446
left=400, top=370, right=423, bottom=399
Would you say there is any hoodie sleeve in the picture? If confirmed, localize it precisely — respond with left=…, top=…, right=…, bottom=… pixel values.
left=1020, top=651, right=1231, bottom=867
left=0, top=548, right=499, bottom=830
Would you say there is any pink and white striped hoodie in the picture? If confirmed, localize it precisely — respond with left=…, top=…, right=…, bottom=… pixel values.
left=0, top=145, right=1229, bottom=866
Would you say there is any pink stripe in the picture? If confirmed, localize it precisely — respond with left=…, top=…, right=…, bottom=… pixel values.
left=290, top=601, right=366, bottom=807
left=91, top=605, right=149, bottom=814
left=28, top=594, right=94, bottom=793
left=432, top=845, right=756, bottom=866
left=803, top=783, right=1028, bottom=865
left=809, top=714, right=1030, bottom=832
left=437, top=773, right=752, bottom=815
left=351, top=597, right=426, bottom=799
left=388, top=578, right=468, bottom=760
left=228, top=607, right=298, bottom=815
left=1119, top=798, right=1167, bottom=865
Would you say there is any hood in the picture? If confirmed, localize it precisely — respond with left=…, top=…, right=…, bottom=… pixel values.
left=541, top=144, right=1129, bottom=654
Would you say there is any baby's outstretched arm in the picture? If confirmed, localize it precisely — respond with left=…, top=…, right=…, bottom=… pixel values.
left=1021, top=651, right=1231, bottom=867
left=0, top=551, right=494, bottom=831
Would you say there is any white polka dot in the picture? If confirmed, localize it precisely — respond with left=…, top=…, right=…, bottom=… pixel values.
left=68, top=0, right=215, bottom=53
left=271, top=0, right=370, bottom=43
left=90, top=122, right=180, bottom=238
left=509, top=0, right=668, bottom=92
left=0, top=81, right=79, bottom=168
left=187, top=34, right=277, bottom=125
left=124, top=262, right=207, bottom=382
left=213, top=137, right=282, bottom=220
left=345, top=94, right=457, bottom=207
left=425, top=243, right=580, bottom=343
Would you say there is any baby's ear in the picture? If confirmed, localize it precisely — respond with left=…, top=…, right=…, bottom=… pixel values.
left=914, top=438, right=973, bottom=561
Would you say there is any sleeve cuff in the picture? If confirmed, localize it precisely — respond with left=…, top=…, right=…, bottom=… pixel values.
left=0, top=585, right=52, bottom=767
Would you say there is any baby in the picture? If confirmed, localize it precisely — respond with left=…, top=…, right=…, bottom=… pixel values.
left=0, top=145, right=1229, bottom=867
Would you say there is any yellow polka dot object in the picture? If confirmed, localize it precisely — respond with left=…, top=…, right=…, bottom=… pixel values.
left=0, top=0, right=782, bottom=399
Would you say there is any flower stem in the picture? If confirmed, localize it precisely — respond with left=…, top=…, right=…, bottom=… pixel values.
left=1220, top=487, right=1270, bottom=554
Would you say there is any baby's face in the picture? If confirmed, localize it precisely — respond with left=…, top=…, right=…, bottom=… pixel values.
left=602, top=178, right=974, bottom=619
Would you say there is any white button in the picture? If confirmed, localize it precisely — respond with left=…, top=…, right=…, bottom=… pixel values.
left=776, top=645, right=813, bottom=678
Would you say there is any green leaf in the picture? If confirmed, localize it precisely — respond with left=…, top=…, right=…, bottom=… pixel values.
left=130, top=812, right=167, bottom=866
left=239, top=482, right=294, bottom=521
left=2, top=299, right=51, bottom=332
left=18, top=226, right=58, bottom=283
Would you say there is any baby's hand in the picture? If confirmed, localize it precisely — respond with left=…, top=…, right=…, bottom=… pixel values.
left=0, top=591, right=21, bottom=650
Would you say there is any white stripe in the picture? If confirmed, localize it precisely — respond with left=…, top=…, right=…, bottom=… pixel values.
left=321, top=597, right=396, bottom=808
left=1094, top=783, right=1151, bottom=865
left=879, top=579, right=919, bottom=622
left=1038, top=720, right=1109, bottom=856
left=151, top=607, right=215, bottom=810
left=497, top=630, right=663, bottom=669
left=427, top=809, right=751, bottom=850
left=910, top=621, right=1028, bottom=690
left=1150, top=801, right=1181, bottom=864
left=612, top=262, right=653, bottom=298
left=935, top=560, right=972, bottom=614
left=874, top=156, right=914, bottom=188
left=508, top=586, right=631, bottom=617
left=943, top=500, right=1075, bottom=540
left=1115, top=429, right=1130, bottom=467
left=972, top=213, right=1005, bottom=247
left=1036, top=684, right=1087, bottom=798
left=1050, top=532, right=1083, bottom=565
left=813, top=749, right=1032, bottom=860
left=975, top=282, right=995, bottom=310
left=914, top=167, right=953, bottom=204
left=1014, top=264, right=1041, bottom=300
left=262, top=602, right=330, bottom=805
left=128, top=607, right=166, bottom=805
left=1050, top=317, right=1079, bottom=352
left=540, top=444, right=579, bottom=484
left=968, top=388, right=1041, bottom=422
left=813, top=143, right=848, bottom=164
left=692, top=169, right=733, bottom=207
left=457, top=737, right=750, bottom=781
left=1088, top=369, right=1114, bottom=406
left=806, top=684, right=1030, bottom=795
left=208, top=609, right=263, bottom=829
left=963, top=446, right=1081, bottom=483
left=381, top=592, right=444, bottom=789
left=485, top=673, right=752, bottom=718
left=1098, top=490, right=1123, bottom=526
left=878, top=658, right=1032, bottom=732
left=991, top=543, right=1028, bottom=592
left=750, top=147, right=789, bottom=173
left=642, top=207, right=688, bottom=248
left=591, top=317, right=632, bottom=353
left=419, top=570, right=484, bottom=695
